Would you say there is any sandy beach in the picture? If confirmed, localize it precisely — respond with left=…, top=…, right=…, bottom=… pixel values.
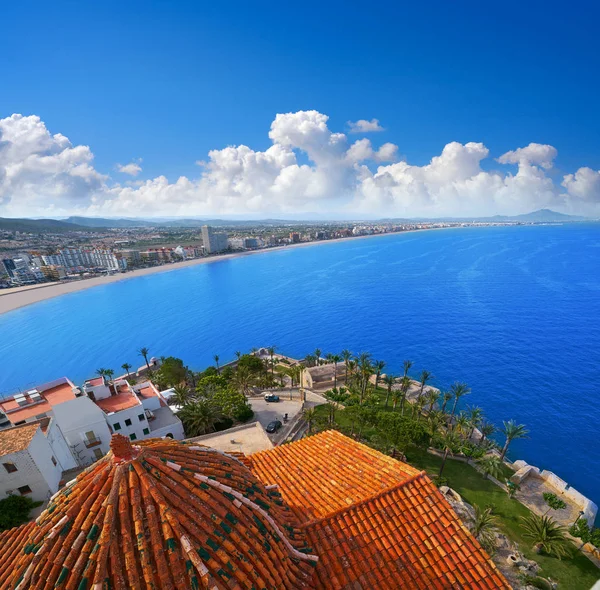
left=0, top=228, right=446, bottom=315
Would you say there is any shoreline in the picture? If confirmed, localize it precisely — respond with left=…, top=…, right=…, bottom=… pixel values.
left=0, top=228, right=449, bottom=315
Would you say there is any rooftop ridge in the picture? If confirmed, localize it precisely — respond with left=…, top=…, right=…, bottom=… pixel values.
left=298, top=470, right=428, bottom=529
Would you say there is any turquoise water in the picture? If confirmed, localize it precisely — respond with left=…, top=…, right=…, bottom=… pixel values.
left=1, top=225, right=599, bottom=508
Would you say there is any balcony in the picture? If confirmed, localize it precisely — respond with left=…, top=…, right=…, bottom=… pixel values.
left=84, top=436, right=102, bottom=448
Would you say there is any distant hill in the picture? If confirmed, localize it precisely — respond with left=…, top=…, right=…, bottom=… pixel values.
left=0, top=217, right=96, bottom=233
left=65, top=216, right=157, bottom=228
left=381, top=209, right=589, bottom=224
left=64, top=216, right=295, bottom=228
left=510, top=209, right=587, bottom=222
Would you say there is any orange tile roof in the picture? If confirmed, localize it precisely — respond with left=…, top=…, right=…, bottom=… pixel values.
left=0, top=422, right=39, bottom=458
left=0, top=381, right=77, bottom=423
left=0, top=522, right=36, bottom=587
left=94, top=385, right=141, bottom=413
left=250, top=429, right=420, bottom=522
left=0, top=435, right=318, bottom=590
left=305, top=472, right=508, bottom=589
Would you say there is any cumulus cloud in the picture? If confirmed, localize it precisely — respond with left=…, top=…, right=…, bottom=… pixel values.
left=0, top=110, right=599, bottom=218
left=116, top=159, right=142, bottom=176
left=347, top=118, right=385, bottom=133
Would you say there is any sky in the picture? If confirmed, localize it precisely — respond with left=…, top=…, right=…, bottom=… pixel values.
left=1, top=0, right=599, bottom=219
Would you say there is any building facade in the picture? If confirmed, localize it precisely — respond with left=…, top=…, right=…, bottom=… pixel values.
left=202, top=225, right=229, bottom=253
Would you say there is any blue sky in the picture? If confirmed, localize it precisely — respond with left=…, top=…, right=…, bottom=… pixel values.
left=1, top=0, right=599, bottom=218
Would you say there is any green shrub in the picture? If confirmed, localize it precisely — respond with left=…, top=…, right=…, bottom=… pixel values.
left=0, top=495, right=42, bottom=531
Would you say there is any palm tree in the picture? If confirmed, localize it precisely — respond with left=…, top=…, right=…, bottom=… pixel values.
left=454, top=412, right=470, bottom=439
left=341, top=349, right=352, bottom=383
left=477, top=455, right=503, bottom=480
left=466, top=405, right=484, bottom=439
left=171, top=384, right=193, bottom=406
left=499, top=420, right=529, bottom=460
left=383, top=374, right=395, bottom=408
left=427, top=410, right=445, bottom=438
left=331, top=354, right=342, bottom=388
left=391, top=387, right=404, bottom=411
left=520, top=514, right=571, bottom=558
left=138, top=347, right=151, bottom=371
left=438, top=431, right=460, bottom=478
left=425, top=389, right=440, bottom=413
left=473, top=506, right=498, bottom=554
left=479, top=422, right=496, bottom=445
left=314, top=348, right=321, bottom=364
left=356, top=352, right=373, bottom=403
left=267, top=346, right=276, bottom=375
left=416, top=370, right=432, bottom=405
left=96, top=368, right=109, bottom=380
left=213, top=354, right=220, bottom=374
left=449, top=382, right=471, bottom=426
left=373, top=360, right=386, bottom=392
left=121, top=363, right=132, bottom=379
left=403, top=360, right=413, bottom=378
left=105, top=369, right=115, bottom=383
left=440, top=391, right=453, bottom=414
left=233, top=365, right=253, bottom=397
left=235, top=351, right=241, bottom=360
left=178, top=399, right=223, bottom=437
left=399, top=375, right=411, bottom=415
left=303, top=408, right=317, bottom=434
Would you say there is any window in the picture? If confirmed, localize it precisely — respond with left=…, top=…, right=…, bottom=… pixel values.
left=3, top=462, right=17, bottom=473
left=125, top=419, right=132, bottom=427
left=143, top=428, right=150, bottom=435
left=93, top=449, right=104, bottom=460
left=51, top=456, right=57, bottom=466
left=18, top=485, right=32, bottom=495
left=129, top=433, right=137, bottom=441
left=138, top=413, right=145, bottom=421
left=113, top=422, right=121, bottom=431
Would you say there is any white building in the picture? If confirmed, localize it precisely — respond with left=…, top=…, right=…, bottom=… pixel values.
left=0, top=378, right=111, bottom=467
left=202, top=225, right=229, bottom=254
left=0, top=421, right=75, bottom=502
left=83, top=377, right=184, bottom=442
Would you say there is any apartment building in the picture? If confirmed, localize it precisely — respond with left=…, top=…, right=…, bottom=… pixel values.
left=83, top=377, right=184, bottom=442
left=201, top=225, right=229, bottom=253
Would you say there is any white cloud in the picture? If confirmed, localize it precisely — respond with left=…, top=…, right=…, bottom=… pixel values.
left=497, top=143, right=557, bottom=170
left=347, top=118, right=385, bottom=133
left=1, top=110, right=599, bottom=218
left=116, top=160, right=142, bottom=176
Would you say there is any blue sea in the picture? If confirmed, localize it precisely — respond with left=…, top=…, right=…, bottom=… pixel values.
left=1, top=224, right=599, bottom=509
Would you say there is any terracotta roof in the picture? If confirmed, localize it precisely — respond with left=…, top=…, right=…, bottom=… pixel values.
left=305, top=472, right=508, bottom=589
left=0, top=423, right=39, bottom=458
left=0, top=434, right=317, bottom=590
left=0, top=382, right=77, bottom=424
left=250, top=429, right=420, bottom=522
left=94, top=384, right=141, bottom=413
left=0, top=522, right=36, bottom=587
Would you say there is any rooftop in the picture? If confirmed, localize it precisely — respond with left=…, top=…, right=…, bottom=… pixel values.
left=0, top=432, right=509, bottom=589
left=0, top=379, right=77, bottom=423
left=148, top=405, right=182, bottom=431
left=94, top=381, right=141, bottom=413
left=0, top=422, right=39, bottom=458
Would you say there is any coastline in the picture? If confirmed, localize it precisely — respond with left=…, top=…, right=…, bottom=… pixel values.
left=0, top=228, right=444, bottom=315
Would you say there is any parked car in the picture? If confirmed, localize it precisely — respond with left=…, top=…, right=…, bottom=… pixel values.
left=264, top=393, right=280, bottom=402
left=266, top=420, right=283, bottom=433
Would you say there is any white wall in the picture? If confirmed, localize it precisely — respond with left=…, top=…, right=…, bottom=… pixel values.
left=44, top=420, right=78, bottom=470
left=0, top=429, right=62, bottom=502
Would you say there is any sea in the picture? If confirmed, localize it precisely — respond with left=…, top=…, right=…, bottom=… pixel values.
left=0, top=224, right=599, bottom=510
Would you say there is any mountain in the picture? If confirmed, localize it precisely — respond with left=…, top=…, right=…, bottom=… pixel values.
left=511, top=209, right=588, bottom=222
left=380, top=209, right=589, bottom=223
left=0, top=217, right=97, bottom=233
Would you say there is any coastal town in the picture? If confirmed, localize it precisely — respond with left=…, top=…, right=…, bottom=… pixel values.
left=0, top=212, right=577, bottom=289
left=0, top=347, right=598, bottom=589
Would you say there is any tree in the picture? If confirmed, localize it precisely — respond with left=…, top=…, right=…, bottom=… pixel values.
left=235, top=351, right=241, bottom=360
left=479, top=422, right=496, bottom=445
left=454, top=412, right=470, bottom=439
left=391, top=387, right=404, bottom=412
left=398, top=376, right=411, bottom=415
left=328, top=354, right=341, bottom=388
left=121, top=363, right=132, bottom=379
left=373, top=360, right=386, bottom=392
left=477, top=455, right=503, bottom=480
left=178, top=399, right=223, bottom=437
left=440, top=391, right=453, bottom=414
left=425, top=389, right=440, bottom=413
left=403, top=360, right=413, bottom=378
left=438, top=431, right=460, bottom=479
left=383, top=374, right=395, bottom=408
left=314, top=348, right=321, bottom=363
left=213, top=354, right=220, bottom=374
left=170, top=384, right=193, bottom=407
left=96, top=368, right=109, bottom=380
left=267, top=346, right=277, bottom=375
left=303, top=408, right=317, bottom=434
left=449, top=382, right=471, bottom=425
left=499, top=420, right=528, bottom=460
left=105, top=369, right=115, bottom=383
left=473, top=505, right=498, bottom=555
left=377, top=412, right=429, bottom=455
left=543, top=493, right=567, bottom=515
left=212, top=387, right=253, bottom=422
left=154, top=357, right=188, bottom=389
left=466, top=405, right=483, bottom=439
left=0, top=495, right=43, bottom=531
left=520, top=514, right=571, bottom=559
left=341, top=349, right=352, bottom=383
left=356, top=352, right=373, bottom=403
left=416, top=370, right=432, bottom=405
left=138, top=347, right=151, bottom=370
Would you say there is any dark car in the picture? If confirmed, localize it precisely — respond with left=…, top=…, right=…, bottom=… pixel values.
left=266, top=420, right=283, bottom=433
left=264, top=393, right=280, bottom=402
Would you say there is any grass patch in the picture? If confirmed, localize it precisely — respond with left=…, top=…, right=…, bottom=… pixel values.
left=405, top=447, right=599, bottom=590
